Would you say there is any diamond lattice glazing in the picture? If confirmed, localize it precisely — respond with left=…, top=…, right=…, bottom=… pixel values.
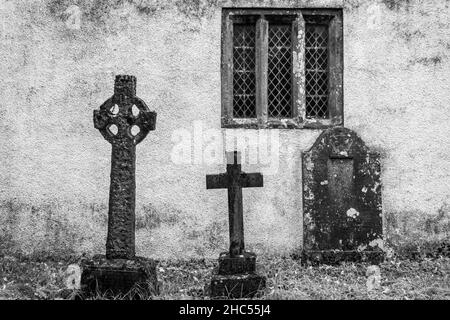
left=268, top=24, right=292, bottom=118
left=233, top=24, right=256, bottom=118
left=305, top=24, right=329, bottom=119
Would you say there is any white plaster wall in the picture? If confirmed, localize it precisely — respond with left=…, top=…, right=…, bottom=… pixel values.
left=0, top=0, right=449, bottom=258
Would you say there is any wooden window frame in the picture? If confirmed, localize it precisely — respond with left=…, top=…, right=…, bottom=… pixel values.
left=221, top=8, right=343, bottom=129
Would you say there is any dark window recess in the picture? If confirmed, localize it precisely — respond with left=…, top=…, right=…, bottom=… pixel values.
left=305, top=24, right=329, bottom=119
left=268, top=24, right=293, bottom=118
left=233, top=24, right=256, bottom=118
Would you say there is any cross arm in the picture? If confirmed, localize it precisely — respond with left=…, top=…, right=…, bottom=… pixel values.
left=240, top=172, right=263, bottom=188
left=130, top=98, right=157, bottom=145
left=94, top=97, right=117, bottom=144
left=206, top=174, right=229, bottom=189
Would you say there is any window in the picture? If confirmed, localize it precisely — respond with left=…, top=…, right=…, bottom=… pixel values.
left=221, top=9, right=343, bottom=129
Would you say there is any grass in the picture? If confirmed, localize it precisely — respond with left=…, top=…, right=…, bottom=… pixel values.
left=0, top=253, right=449, bottom=300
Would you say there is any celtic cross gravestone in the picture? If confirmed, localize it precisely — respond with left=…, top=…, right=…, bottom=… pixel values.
left=80, top=75, right=159, bottom=298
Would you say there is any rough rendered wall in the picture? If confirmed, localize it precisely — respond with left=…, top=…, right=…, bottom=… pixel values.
left=0, top=0, right=449, bottom=259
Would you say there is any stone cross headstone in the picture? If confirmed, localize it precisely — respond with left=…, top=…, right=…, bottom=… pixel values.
left=206, top=151, right=263, bottom=258
left=93, top=74, right=156, bottom=260
left=206, top=151, right=266, bottom=298
left=302, top=127, right=383, bottom=265
left=80, top=75, right=159, bottom=298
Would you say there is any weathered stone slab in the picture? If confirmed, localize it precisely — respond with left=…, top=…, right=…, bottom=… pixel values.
left=79, top=255, right=159, bottom=299
left=302, top=127, right=383, bottom=265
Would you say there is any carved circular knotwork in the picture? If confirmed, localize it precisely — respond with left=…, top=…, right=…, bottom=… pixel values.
left=94, top=96, right=156, bottom=145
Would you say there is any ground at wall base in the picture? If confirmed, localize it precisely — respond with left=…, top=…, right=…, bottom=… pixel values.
left=0, top=252, right=449, bottom=300
left=301, top=249, right=386, bottom=266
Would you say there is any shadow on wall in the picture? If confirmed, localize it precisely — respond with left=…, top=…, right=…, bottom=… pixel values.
left=385, top=203, right=450, bottom=258
left=0, top=199, right=107, bottom=258
left=1, top=198, right=449, bottom=259
left=135, top=202, right=227, bottom=257
left=135, top=203, right=180, bottom=230
left=0, top=197, right=229, bottom=259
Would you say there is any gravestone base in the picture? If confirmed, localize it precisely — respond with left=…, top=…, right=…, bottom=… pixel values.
left=210, top=273, right=266, bottom=299
left=79, top=255, right=159, bottom=299
left=218, top=251, right=256, bottom=275
left=302, top=250, right=385, bottom=266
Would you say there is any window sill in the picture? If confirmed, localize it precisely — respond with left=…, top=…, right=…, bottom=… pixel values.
left=221, top=116, right=342, bottom=129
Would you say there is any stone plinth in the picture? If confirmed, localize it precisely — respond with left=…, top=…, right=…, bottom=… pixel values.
left=210, top=273, right=266, bottom=299
left=218, top=251, right=256, bottom=275
left=79, top=255, right=159, bottom=299
left=211, top=251, right=266, bottom=299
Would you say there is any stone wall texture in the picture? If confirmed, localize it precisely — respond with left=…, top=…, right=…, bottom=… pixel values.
left=0, top=0, right=449, bottom=259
